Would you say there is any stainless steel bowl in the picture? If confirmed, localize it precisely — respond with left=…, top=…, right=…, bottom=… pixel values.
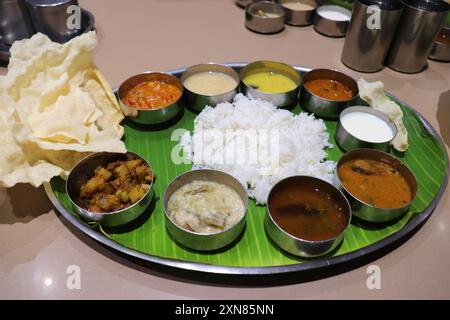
left=335, top=106, right=397, bottom=152
left=180, top=63, right=240, bottom=113
left=265, top=176, right=352, bottom=258
left=429, top=27, right=450, bottom=62
left=300, top=68, right=359, bottom=118
left=245, top=1, right=286, bottom=34
left=66, top=152, right=154, bottom=228
left=240, top=60, right=301, bottom=108
left=335, top=148, right=418, bottom=223
left=118, top=72, right=184, bottom=125
left=163, top=169, right=249, bottom=251
left=313, top=4, right=351, bottom=37
left=278, top=0, right=317, bottom=26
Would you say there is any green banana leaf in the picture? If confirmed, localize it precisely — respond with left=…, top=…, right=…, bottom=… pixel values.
left=50, top=91, right=447, bottom=268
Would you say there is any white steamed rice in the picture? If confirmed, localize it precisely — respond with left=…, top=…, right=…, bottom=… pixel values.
left=180, top=94, right=335, bottom=204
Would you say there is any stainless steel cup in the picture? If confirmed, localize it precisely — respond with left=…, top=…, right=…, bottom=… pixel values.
left=335, top=148, right=417, bottom=223
left=278, top=0, right=318, bottom=26
left=163, top=169, right=249, bottom=252
left=66, top=152, right=155, bottom=228
left=0, top=0, right=35, bottom=45
left=180, top=63, right=240, bottom=113
left=341, top=0, right=404, bottom=73
left=245, top=1, right=286, bottom=34
left=25, top=0, right=82, bottom=43
left=335, top=106, right=397, bottom=152
left=386, top=0, right=450, bottom=74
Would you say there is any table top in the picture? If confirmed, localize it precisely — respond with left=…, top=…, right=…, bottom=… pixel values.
left=1, top=0, right=449, bottom=300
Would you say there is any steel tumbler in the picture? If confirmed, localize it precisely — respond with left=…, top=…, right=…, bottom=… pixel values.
left=25, top=0, right=81, bottom=43
left=386, top=0, right=449, bottom=74
left=341, top=0, right=404, bottom=73
left=0, top=0, right=35, bottom=45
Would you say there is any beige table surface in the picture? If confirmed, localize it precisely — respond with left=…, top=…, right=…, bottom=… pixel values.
left=1, top=0, right=449, bottom=300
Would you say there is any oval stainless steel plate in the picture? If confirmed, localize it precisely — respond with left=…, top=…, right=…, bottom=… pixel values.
left=44, top=63, right=449, bottom=275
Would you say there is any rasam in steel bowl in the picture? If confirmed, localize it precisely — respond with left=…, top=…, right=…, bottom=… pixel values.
left=265, top=176, right=351, bottom=258
left=66, top=152, right=154, bottom=227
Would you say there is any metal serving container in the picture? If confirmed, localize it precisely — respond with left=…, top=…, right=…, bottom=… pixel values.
left=278, top=0, right=317, bottom=26
left=335, top=106, right=397, bottom=152
left=240, top=60, right=301, bottom=108
left=163, top=169, right=249, bottom=251
left=235, top=0, right=267, bottom=9
left=341, top=0, right=404, bottom=73
left=245, top=1, right=286, bottom=34
left=25, top=0, right=82, bottom=43
left=0, top=0, right=35, bottom=45
left=335, top=148, right=418, bottom=223
left=313, top=4, right=352, bottom=37
left=118, top=72, right=184, bottom=125
left=299, top=68, right=359, bottom=119
left=386, top=0, right=450, bottom=73
left=180, top=63, right=240, bottom=113
left=265, top=176, right=352, bottom=258
left=66, top=152, right=154, bottom=228
left=429, top=27, right=450, bottom=62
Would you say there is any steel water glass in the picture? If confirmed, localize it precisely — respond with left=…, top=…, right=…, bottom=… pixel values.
left=341, top=0, right=404, bottom=73
left=386, top=0, right=449, bottom=73
left=0, top=0, right=35, bottom=45
left=25, top=0, right=81, bottom=43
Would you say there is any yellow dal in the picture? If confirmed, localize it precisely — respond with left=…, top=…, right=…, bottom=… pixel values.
left=243, top=72, right=297, bottom=93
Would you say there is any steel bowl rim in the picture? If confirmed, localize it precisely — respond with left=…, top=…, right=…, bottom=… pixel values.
left=338, top=106, right=398, bottom=145
left=266, top=175, right=352, bottom=244
left=279, top=0, right=318, bottom=13
left=302, top=68, right=359, bottom=102
left=401, top=0, right=449, bottom=13
left=118, top=71, right=184, bottom=111
left=435, top=27, right=450, bottom=45
left=162, top=169, right=249, bottom=237
left=240, top=60, right=302, bottom=95
left=25, top=0, right=76, bottom=8
left=180, top=62, right=240, bottom=98
left=336, top=148, right=418, bottom=211
left=315, top=4, right=352, bottom=21
left=246, top=1, right=286, bottom=18
left=66, top=151, right=154, bottom=218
